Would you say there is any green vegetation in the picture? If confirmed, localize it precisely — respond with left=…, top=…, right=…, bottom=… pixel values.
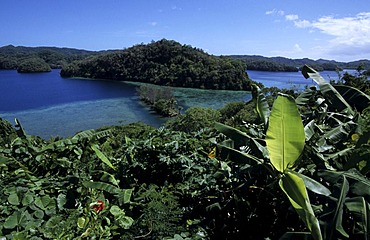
left=60, top=39, right=252, bottom=90
left=17, top=58, right=51, bottom=73
left=1, top=66, right=370, bottom=239
left=0, top=45, right=98, bottom=70
left=2, top=43, right=370, bottom=74
left=138, top=85, right=180, bottom=117
left=231, top=55, right=370, bottom=72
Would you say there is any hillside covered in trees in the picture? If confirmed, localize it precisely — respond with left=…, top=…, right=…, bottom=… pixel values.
left=2, top=42, right=370, bottom=74
left=60, top=39, right=252, bottom=90
left=230, top=54, right=370, bottom=72
left=0, top=45, right=98, bottom=72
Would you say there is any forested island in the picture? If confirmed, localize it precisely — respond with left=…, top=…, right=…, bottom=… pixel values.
left=230, top=55, right=370, bottom=72
left=2, top=41, right=370, bottom=73
left=60, top=39, right=252, bottom=90
left=0, top=45, right=99, bottom=73
left=16, top=58, right=51, bottom=73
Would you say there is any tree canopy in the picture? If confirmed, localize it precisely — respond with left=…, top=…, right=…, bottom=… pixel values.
left=17, top=58, right=51, bottom=73
left=0, top=45, right=97, bottom=70
left=60, top=39, right=253, bottom=90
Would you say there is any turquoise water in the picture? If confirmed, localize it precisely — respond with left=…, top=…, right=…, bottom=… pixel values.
left=1, top=98, right=165, bottom=138
left=1, top=68, right=353, bottom=138
left=0, top=70, right=251, bottom=138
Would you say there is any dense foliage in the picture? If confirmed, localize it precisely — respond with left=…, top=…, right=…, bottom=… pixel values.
left=60, top=39, right=252, bottom=91
left=137, top=85, right=180, bottom=117
left=1, top=68, right=369, bottom=239
left=233, top=56, right=299, bottom=72
left=16, top=58, right=51, bottom=73
left=0, top=45, right=98, bottom=70
left=231, top=55, right=370, bottom=72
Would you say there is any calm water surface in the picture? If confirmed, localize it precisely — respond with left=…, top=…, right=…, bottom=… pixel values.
left=247, top=69, right=355, bottom=89
left=0, top=70, right=250, bottom=138
left=0, top=69, right=354, bottom=138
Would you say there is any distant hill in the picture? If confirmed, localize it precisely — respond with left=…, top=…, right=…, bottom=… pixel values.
left=229, top=55, right=370, bottom=72
left=60, top=39, right=252, bottom=90
left=1, top=43, right=370, bottom=73
left=0, top=45, right=100, bottom=71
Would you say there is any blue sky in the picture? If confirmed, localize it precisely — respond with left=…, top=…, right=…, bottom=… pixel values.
left=1, top=0, right=369, bottom=61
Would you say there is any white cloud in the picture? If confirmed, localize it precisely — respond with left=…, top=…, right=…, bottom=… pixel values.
left=285, top=14, right=299, bottom=21
left=265, top=9, right=284, bottom=16
left=288, top=12, right=370, bottom=60
left=271, top=43, right=304, bottom=58
left=149, top=22, right=158, bottom=26
left=294, top=43, right=302, bottom=52
left=294, top=19, right=311, bottom=28
left=171, top=6, right=182, bottom=11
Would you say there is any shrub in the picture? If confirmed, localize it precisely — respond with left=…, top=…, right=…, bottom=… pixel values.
left=166, top=106, right=221, bottom=133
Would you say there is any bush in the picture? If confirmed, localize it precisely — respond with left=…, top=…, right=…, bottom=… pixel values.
left=166, top=106, right=221, bottom=133
left=219, top=101, right=259, bottom=127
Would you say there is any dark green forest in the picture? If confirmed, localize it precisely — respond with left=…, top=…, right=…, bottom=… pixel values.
left=230, top=55, right=370, bottom=72
left=60, top=39, right=252, bottom=91
left=16, top=58, right=51, bottom=73
left=2, top=41, right=370, bottom=73
left=0, top=45, right=99, bottom=72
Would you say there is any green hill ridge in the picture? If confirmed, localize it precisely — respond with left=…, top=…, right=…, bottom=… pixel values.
left=60, top=39, right=252, bottom=90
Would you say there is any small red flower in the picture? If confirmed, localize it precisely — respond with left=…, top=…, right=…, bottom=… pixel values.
left=91, top=200, right=105, bottom=213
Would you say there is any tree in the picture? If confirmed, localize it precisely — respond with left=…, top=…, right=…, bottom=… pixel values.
left=17, top=58, right=51, bottom=73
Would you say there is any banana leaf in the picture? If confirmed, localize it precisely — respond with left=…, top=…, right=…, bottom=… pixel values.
left=215, top=122, right=250, bottom=146
left=345, top=197, right=369, bottom=237
left=295, top=87, right=316, bottom=106
left=91, top=144, right=116, bottom=170
left=293, top=171, right=331, bottom=196
left=266, top=94, right=305, bottom=172
left=334, top=84, right=370, bottom=112
left=319, top=169, right=370, bottom=196
left=83, top=181, right=121, bottom=194
left=72, top=129, right=111, bottom=141
left=217, top=143, right=263, bottom=165
left=329, top=176, right=349, bottom=239
left=302, top=65, right=355, bottom=115
left=304, top=120, right=316, bottom=141
left=279, top=171, right=322, bottom=240
left=279, top=232, right=312, bottom=240
left=320, top=121, right=357, bottom=145
left=252, top=84, right=270, bottom=128
left=215, top=122, right=268, bottom=159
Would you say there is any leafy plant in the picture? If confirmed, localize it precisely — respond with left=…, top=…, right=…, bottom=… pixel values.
left=214, top=65, right=370, bottom=239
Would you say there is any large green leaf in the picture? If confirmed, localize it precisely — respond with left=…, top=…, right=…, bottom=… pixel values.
left=215, top=122, right=268, bottom=159
left=304, top=120, right=316, bottom=141
left=214, top=122, right=250, bottom=146
left=266, top=94, right=305, bottom=172
left=252, top=84, right=270, bottom=128
left=301, top=65, right=355, bottom=115
left=319, top=169, right=370, bottom=197
left=91, top=144, right=116, bottom=170
left=330, top=176, right=349, bottom=239
left=295, top=87, right=316, bottom=106
left=279, top=171, right=322, bottom=240
left=83, top=181, right=121, bottom=194
left=345, top=197, right=369, bottom=237
left=334, top=84, right=370, bottom=112
left=320, top=121, right=357, bottom=145
left=217, top=143, right=264, bottom=165
left=294, top=171, right=331, bottom=196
